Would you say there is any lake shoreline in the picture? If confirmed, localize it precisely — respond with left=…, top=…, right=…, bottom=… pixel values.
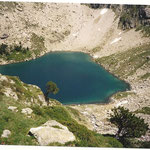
left=0, top=49, right=131, bottom=107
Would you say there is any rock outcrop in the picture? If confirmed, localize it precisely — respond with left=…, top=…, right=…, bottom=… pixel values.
left=29, top=120, right=76, bottom=145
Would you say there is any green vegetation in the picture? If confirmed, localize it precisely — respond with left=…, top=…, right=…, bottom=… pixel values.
left=113, top=91, right=135, bottom=100
left=31, top=33, right=46, bottom=56
left=0, top=74, right=123, bottom=147
left=66, top=106, right=81, bottom=120
left=96, top=43, right=150, bottom=80
left=92, top=46, right=101, bottom=53
left=44, top=81, right=59, bottom=105
left=140, top=73, right=150, bottom=80
left=0, top=75, right=43, bottom=105
left=135, top=107, right=150, bottom=115
left=51, top=125, right=62, bottom=129
left=136, top=25, right=150, bottom=37
left=0, top=43, right=32, bottom=62
left=109, top=107, right=149, bottom=146
left=0, top=33, right=47, bottom=63
left=32, top=105, right=123, bottom=147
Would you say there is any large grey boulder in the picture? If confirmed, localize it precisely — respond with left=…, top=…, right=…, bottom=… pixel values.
left=29, top=120, right=76, bottom=145
left=1, top=130, right=11, bottom=138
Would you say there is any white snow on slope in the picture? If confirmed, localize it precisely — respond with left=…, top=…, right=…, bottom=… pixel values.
left=93, top=55, right=98, bottom=59
left=72, top=32, right=79, bottom=37
left=110, top=37, right=121, bottom=44
left=100, top=8, right=108, bottom=15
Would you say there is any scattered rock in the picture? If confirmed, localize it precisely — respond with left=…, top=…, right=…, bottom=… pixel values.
left=29, top=120, right=76, bottom=145
left=8, top=106, right=18, bottom=112
left=0, top=33, right=9, bottom=39
left=1, top=130, right=11, bottom=138
left=21, top=108, right=33, bottom=115
left=0, top=75, right=8, bottom=81
left=146, top=56, right=150, bottom=60
left=3, top=88, right=18, bottom=100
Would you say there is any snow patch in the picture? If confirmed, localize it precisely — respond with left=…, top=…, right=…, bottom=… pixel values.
left=110, top=37, right=121, bottom=44
left=118, top=32, right=122, bottom=35
left=100, top=8, right=108, bottom=15
left=93, top=55, right=98, bottom=59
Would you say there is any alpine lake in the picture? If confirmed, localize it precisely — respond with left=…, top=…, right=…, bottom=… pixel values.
left=0, top=52, right=129, bottom=104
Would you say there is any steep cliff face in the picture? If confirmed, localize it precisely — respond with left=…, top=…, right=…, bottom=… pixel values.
left=88, top=4, right=150, bottom=31
left=118, top=5, right=150, bottom=30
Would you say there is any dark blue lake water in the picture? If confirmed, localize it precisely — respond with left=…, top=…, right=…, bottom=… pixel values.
left=0, top=52, right=129, bottom=104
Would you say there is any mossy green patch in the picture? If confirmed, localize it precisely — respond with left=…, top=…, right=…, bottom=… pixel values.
left=96, top=43, right=150, bottom=80
left=113, top=91, right=135, bottom=100
left=140, top=73, right=150, bottom=80
left=135, top=107, right=150, bottom=115
left=31, top=33, right=46, bottom=56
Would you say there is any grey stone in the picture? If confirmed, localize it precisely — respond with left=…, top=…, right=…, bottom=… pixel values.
left=8, top=106, right=18, bottom=112
left=21, top=108, right=33, bottom=115
left=29, top=120, right=76, bottom=145
left=1, top=130, right=11, bottom=138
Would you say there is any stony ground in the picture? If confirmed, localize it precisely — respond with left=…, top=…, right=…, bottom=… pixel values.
left=0, top=2, right=149, bottom=63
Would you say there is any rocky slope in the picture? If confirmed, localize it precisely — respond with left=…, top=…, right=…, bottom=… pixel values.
left=0, top=74, right=122, bottom=147
left=0, top=2, right=149, bottom=64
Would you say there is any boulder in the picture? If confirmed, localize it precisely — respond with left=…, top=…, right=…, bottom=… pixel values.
left=1, top=130, right=11, bottom=138
left=21, top=108, right=33, bottom=115
left=8, top=106, right=18, bottom=112
left=145, top=8, right=150, bottom=19
left=29, top=120, right=76, bottom=145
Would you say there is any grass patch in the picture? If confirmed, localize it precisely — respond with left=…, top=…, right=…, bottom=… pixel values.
left=92, top=46, right=101, bottom=53
left=135, top=107, right=150, bottom=115
left=136, top=25, right=150, bottom=37
left=113, top=91, right=135, bottom=100
left=66, top=106, right=80, bottom=119
left=31, top=105, right=123, bottom=147
left=0, top=43, right=33, bottom=62
left=140, top=73, right=150, bottom=80
left=0, top=75, right=123, bottom=147
left=52, top=125, right=62, bottom=129
left=1, top=75, right=43, bottom=105
left=96, top=43, right=150, bottom=79
left=6, top=51, right=32, bottom=61
left=31, top=33, right=46, bottom=56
